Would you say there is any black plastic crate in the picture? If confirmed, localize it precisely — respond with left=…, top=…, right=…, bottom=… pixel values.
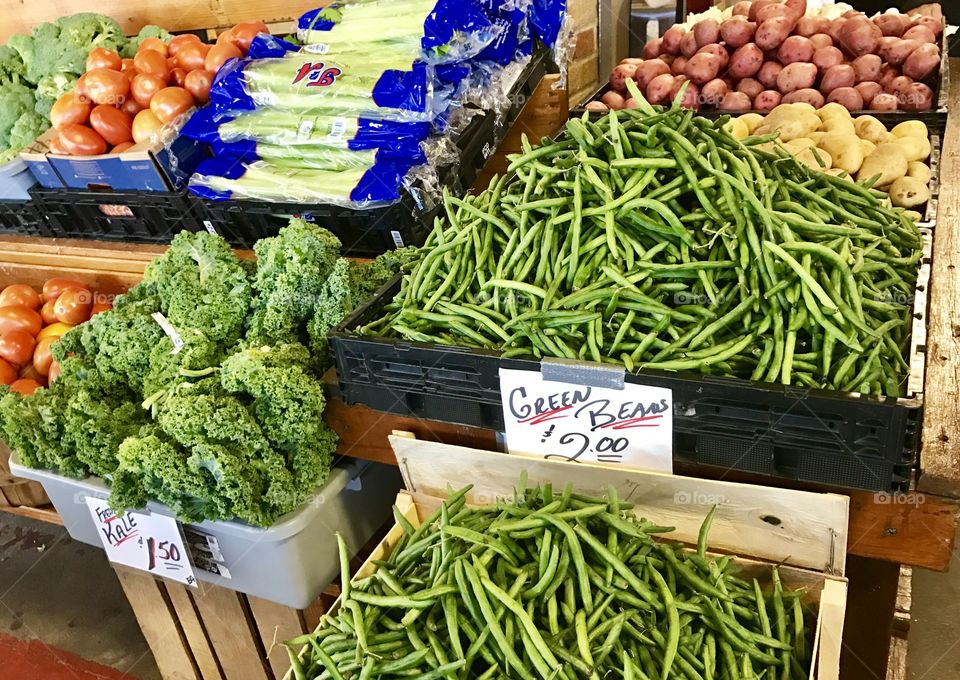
left=32, top=187, right=206, bottom=244
left=331, top=277, right=923, bottom=494
left=0, top=198, right=54, bottom=237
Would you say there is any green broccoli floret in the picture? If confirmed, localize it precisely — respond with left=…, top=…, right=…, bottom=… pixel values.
left=34, top=72, right=78, bottom=117
left=142, top=231, right=252, bottom=346
left=245, top=219, right=341, bottom=346
left=0, top=110, right=49, bottom=164
left=12, top=13, right=125, bottom=85
left=0, top=45, right=26, bottom=86
left=0, top=80, right=38, bottom=150
left=122, top=25, right=173, bottom=59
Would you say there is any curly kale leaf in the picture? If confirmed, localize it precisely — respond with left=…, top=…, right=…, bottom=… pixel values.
left=142, top=328, right=226, bottom=400
left=245, top=219, right=341, bottom=347
left=143, top=231, right=252, bottom=346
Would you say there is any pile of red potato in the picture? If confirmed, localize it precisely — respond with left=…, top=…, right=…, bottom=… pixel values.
left=592, top=1, right=943, bottom=113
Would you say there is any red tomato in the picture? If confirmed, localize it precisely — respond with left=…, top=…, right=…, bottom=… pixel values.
left=184, top=69, right=213, bottom=104
left=39, top=299, right=58, bottom=325
left=10, top=379, right=41, bottom=396
left=0, top=306, right=42, bottom=336
left=47, top=360, right=61, bottom=384
left=134, top=49, right=170, bottom=80
left=132, top=109, right=164, bottom=144
left=0, top=284, right=40, bottom=310
left=43, top=278, right=88, bottom=302
left=18, top=363, right=43, bottom=382
left=204, top=43, right=241, bottom=74
left=75, top=73, right=89, bottom=99
left=216, top=28, right=236, bottom=46
left=131, top=73, right=166, bottom=108
left=90, top=302, right=112, bottom=316
left=150, top=87, right=194, bottom=124
left=38, top=323, right=72, bottom=342
left=138, top=37, right=168, bottom=57
left=0, top=358, right=15, bottom=385
left=120, top=58, right=137, bottom=75
left=113, top=142, right=136, bottom=153
left=48, top=134, right=69, bottom=155
left=58, top=125, right=107, bottom=156
left=50, top=92, right=91, bottom=130
left=86, top=47, right=122, bottom=72
left=176, top=42, right=209, bottom=71
left=230, top=21, right=269, bottom=52
left=32, top=336, right=55, bottom=377
left=54, top=287, right=93, bottom=325
left=0, top=331, right=36, bottom=366
left=84, top=68, right=130, bottom=106
left=167, top=33, right=202, bottom=58
left=120, top=96, right=143, bottom=117
left=89, top=104, right=133, bottom=146
left=170, top=67, right=187, bottom=87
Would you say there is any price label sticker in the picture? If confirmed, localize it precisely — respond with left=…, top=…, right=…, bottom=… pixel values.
left=151, top=312, right=184, bottom=355
left=499, top=368, right=673, bottom=472
left=85, top=498, right=198, bottom=587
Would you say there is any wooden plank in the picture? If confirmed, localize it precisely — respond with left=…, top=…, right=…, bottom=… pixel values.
left=191, top=581, right=272, bottom=680
left=391, top=435, right=850, bottom=574
left=839, top=556, right=900, bottom=680
left=885, top=636, right=909, bottom=680
left=0, top=0, right=331, bottom=42
left=0, top=503, right=63, bottom=525
left=247, top=596, right=307, bottom=680
left=815, top=578, right=847, bottom=680
left=919, top=58, right=960, bottom=498
left=166, top=584, right=225, bottom=680
left=113, top=568, right=200, bottom=680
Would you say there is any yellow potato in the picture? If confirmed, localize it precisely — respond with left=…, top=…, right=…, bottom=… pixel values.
left=891, top=120, right=929, bottom=139
left=858, top=143, right=909, bottom=188
left=796, top=147, right=833, bottom=171
left=818, top=133, right=864, bottom=174
left=853, top=116, right=889, bottom=146
left=784, top=138, right=817, bottom=153
left=907, top=161, right=932, bottom=184
left=819, top=117, right=857, bottom=136
left=725, top=118, right=750, bottom=140
left=894, top=135, right=931, bottom=162
left=825, top=168, right=849, bottom=178
left=739, top=113, right=765, bottom=134
left=818, top=102, right=852, bottom=123
left=889, top=176, right=931, bottom=208
left=902, top=209, right=923, bottom=222
left=859, top=139, right=876, bottom=158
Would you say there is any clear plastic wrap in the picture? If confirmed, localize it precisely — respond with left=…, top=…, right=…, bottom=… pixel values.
left=208, top=52, right=444, bottom=122
left=296, top=0, right=501, bottom=64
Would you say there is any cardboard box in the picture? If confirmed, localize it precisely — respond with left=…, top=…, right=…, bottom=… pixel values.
left=286, top=435, right=850, bottom=680
left=21, top=124, right=207, bottom=192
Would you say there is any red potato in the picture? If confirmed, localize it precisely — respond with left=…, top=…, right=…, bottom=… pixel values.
left=701, top=78, right=728, bottom=105
left=888, top=75, right=915, bottom=96
left=874, top=13, right=911, bottom=37
left=755, top=4, right=791, bottom=25
left=870, top=92, right=899, bottom=110
left=684, top=53, right=722, bottom=85
left=621, top=57, right=644, bottom=66
left=795, top=16, right=829, bottom=36
left=784, top=0, right=806, bottom=15
left=826, top=87, right=864, bottom=111
left=728, top=43, right=764, bottom=79
left=878, top=64, right=901, bottom=88
left=902, top=25, right=936, bottom=43
left=820, top=64, right=856, bottom=93
left=777, top=62, right=818, bottom=93
left=662, top=26, right=686, bottom=55
left=658, top=54, right=675, bottom=66
left=732, top=1, right=753, bottom=16
left=643, top=38, right=663, bottom=59
left=778, top=35, right=815, bottom=64
left=671, top=79, right=700, bottom=109
left=601, top=90, right=626, bottom=109
left=880, top=38, right=922, bottom=65
left=903, top=43, right=941, bottom=81
left=645, top=73, right=676, bottom=104
left=748, top=0, right=777, bottom=23
left=623, top=98, right=641, bottom=109
left=635, top=59, right=672, bottom=89
left=696, top=44, right=729, bottom=69
left=809, top=33, right=833, bottom=50
left=852, top=54, right=882, bottom=83
left=755, top=17, right=793, bottom=51
left=753, top=90, right=782, bottom=111
left=609, top=63, right=638, bottom=91
left=757, top=60, right=783, bottom=88
left=693, top=19, right=720, bottom=48
left=680, top=31, right=699, bottom=57
left=718, top=91, right=752, bottom=111
left=838, top=17, right=881, bottom=57
left=855, top=81, right=882, bottom=106
left=720, top=18, right=756, bottom=49
left=782, top=88, right=825, bottom=107
left=584, top=101, right=608, bottom=111
left=737, top=77, right=764, bottom=100
left=911, top=15, right=943, bottom=38
left=812, top=46, right=844, bottom=74
left=671, top=56, right=689, bottom=76
left=828, top=17, right=848, bottom=43
left=901, top=82, right=934, bottom=111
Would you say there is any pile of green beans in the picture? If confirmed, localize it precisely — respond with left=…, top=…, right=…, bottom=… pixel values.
left=287, top=479, right=810, bottom=679
left=363, top=100, right=923, bottom=397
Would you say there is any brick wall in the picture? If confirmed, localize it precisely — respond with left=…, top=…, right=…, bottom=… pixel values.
left=567, top=0, right=600, bottom=106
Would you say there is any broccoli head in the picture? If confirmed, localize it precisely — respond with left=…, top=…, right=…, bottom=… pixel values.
left=0, top=80, right=38, bottom=151
left=0, top=45, right=26, bottom=86
left=122, top=26, right=173, bottom=59
left=34, top=72, right=78, bottom=117
left=245, top=219, right=341, bottom=346
left=11, top=14, right=125, bottom=85
left=143, top=231, right=252, bottom=346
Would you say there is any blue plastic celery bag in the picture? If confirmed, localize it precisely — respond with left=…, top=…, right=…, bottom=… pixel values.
left=476, top=0, right=533, bottom=64
left=208, top=53, right=439, bottom=121
left=246, top=34, right=301, bottom=59
left=296, top=0, right=500, bottom=64
left=530, top=0, right=567, bottom=49
left=210, top=138, right=428, bottom=170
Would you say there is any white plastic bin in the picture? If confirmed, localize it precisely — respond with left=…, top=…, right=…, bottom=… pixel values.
left=10, top=453, right=403, bottom=608
left=0, top=158, right=39, bottom=200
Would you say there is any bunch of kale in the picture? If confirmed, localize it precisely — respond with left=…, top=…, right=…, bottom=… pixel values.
left=0, top=220, right=408, bottom=526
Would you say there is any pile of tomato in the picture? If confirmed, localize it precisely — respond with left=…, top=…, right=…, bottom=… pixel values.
left=0, top=280, right=111, bottom=395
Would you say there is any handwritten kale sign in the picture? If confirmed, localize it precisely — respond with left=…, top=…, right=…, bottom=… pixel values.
left=85, top=497, right=198, bottom=587
left=499, top=368, right=673, bottom=472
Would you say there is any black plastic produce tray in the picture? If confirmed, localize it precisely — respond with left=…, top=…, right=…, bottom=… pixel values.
left=0, top=197, right=54, bottom=237
left=32, top=187, right=207, bottom=243
left=331, top=262, right=930, bottom=494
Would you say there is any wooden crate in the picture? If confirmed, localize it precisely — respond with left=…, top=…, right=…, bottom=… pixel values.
left=286, top=434, right=850, bottom=680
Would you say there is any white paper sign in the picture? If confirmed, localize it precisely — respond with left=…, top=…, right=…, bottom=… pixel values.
left=85, top=498, right=198, bottom=587
left=499, top=368, right=673, bottom=472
